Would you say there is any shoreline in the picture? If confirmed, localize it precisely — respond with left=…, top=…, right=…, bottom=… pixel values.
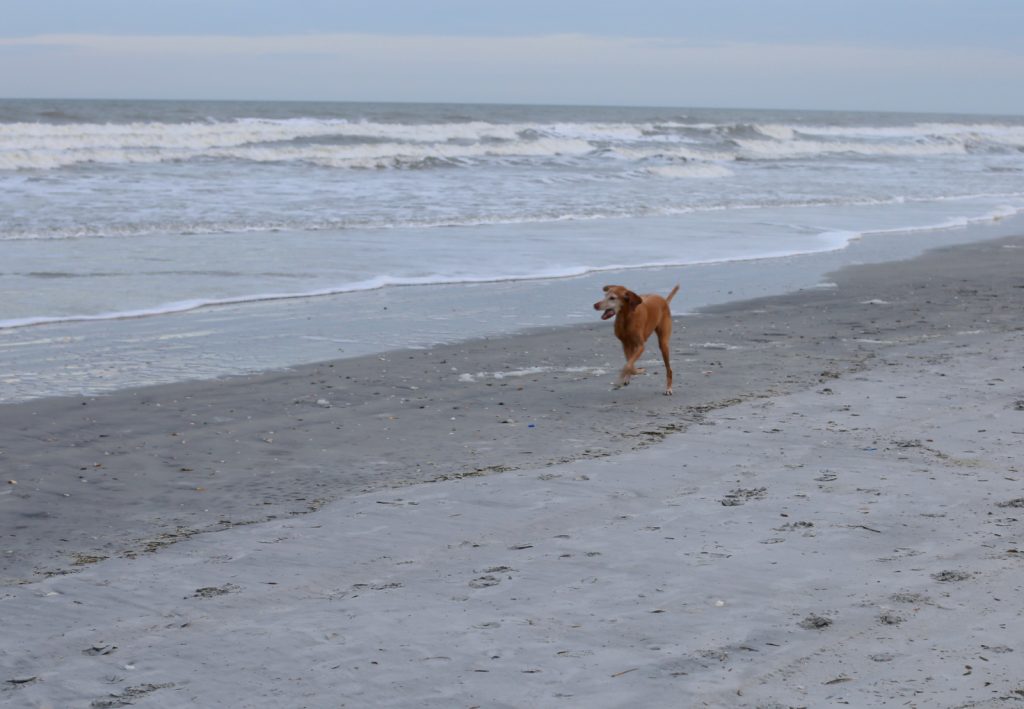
left=3, top=212, right=1024, bottom=404
left=4, top=203, right=1019, bottom=334
left=2, top=231, right=1023, bottom=585
left=2, top=234, right=1023, bottom=707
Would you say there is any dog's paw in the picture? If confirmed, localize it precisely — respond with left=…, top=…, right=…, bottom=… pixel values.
left=663, top=388, right=673, bottom=396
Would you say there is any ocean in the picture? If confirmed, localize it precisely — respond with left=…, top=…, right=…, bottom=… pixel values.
left=2, top=99, right=1024, bottom=400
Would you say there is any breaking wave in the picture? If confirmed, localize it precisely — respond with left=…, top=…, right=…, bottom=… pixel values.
left=3, top=117, right=1024, bottom=171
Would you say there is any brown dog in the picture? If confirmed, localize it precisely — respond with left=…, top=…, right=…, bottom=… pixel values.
left=593, top=284, right=680, bottom=395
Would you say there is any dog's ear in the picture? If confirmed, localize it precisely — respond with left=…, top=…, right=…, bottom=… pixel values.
left=602, top=285, right=613, bottom=293
left=624, top=290, right=642, bottom=307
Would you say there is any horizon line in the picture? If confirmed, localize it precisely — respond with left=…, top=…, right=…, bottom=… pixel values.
left=2, top=96, right=1022, bottom=120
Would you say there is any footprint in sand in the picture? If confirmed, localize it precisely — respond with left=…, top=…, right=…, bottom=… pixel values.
left=720, top=487, right=767, bottom=506
left=469, top=565, right=516, bottom=588
left=469, top=575, right=501, bottom=588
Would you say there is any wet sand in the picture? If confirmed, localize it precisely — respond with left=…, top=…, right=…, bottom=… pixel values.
left=3, top=235, right=1024, bottom=583
left=2, top=235, right=1023, bottom=707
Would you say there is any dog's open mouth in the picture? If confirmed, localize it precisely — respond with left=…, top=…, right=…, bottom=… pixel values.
left=601, top=308, right=615, bottom=320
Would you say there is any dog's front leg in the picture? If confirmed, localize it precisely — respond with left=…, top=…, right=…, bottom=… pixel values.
left=616, top=342, right=645, bottom=388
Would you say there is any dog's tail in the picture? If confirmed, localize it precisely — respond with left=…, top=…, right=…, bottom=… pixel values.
left=666, top=284, right=680, bottom=303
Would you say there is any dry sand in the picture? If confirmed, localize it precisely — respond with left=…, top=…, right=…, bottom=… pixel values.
left=2, top=236, right=1023, bottom=707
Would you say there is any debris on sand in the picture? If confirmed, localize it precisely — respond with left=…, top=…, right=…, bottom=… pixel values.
left=932, top=570, right=972, bottom=583
left=191, top=583, right=239, bottom=599
left=799, top=614, right=833, bottom=630
left=720, top=487, right=767, bottom=506
left=83, top=643, right=118, bottom=656
left=90, top=682, right=175, bottom=708
left=5, top=675, right=38, bottom=686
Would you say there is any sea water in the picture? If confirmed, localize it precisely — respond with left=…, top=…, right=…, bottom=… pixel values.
left=2, top=99, right=1023, bottom=399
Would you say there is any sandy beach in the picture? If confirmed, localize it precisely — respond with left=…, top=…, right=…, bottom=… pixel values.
left=3, top=234, right=1024, bottom=707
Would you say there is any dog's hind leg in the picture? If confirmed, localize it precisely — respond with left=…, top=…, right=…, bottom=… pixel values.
left=656, top=322, right=673, bottom=395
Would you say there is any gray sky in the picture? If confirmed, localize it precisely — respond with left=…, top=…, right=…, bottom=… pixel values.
left=2, top=1, right=1023, bottom=114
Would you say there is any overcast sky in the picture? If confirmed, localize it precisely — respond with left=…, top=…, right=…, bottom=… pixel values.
left=2, top=1, right=1023, bottom=114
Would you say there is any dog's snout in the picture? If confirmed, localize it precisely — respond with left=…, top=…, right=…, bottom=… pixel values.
left=593, top=300, right=604, bottom=311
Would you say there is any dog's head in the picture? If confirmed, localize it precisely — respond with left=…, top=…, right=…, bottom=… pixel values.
left=593, top=285, right=642, bottom=320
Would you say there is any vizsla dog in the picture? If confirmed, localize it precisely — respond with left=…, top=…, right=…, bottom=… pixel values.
left=594, top=284, right=680, bottom=395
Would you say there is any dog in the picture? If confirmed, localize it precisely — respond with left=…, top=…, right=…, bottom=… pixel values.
left=593, top=284, right=680, bottom=395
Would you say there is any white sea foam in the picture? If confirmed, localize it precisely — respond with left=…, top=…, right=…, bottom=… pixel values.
left=0, top=130, right=597, bottom=170
left=735, top=138, right=968, bottom=159
left=855, top=204, right=1023, bottom=236
left=646, top=164, right=734, bottom=178
left=3, top=102, right=1024, bottom=342
left=786, top=122, right=1024, bottom=143
left=607, top=145, right=735, bottom=162
left=0, top=118, right=520, bottom=151
left=0, top=118, right=697, bottom=170
left=5, top=117, right=1024, bottom=171
left=12, top=204, right=1020, bottom=332
left=753, top=124, right=797, bottom=141
left=0, top=252, right=802, bottom=330
left=3, top=192, right=1022, bottom=242
left=457, top=366, right=609, bottom=383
